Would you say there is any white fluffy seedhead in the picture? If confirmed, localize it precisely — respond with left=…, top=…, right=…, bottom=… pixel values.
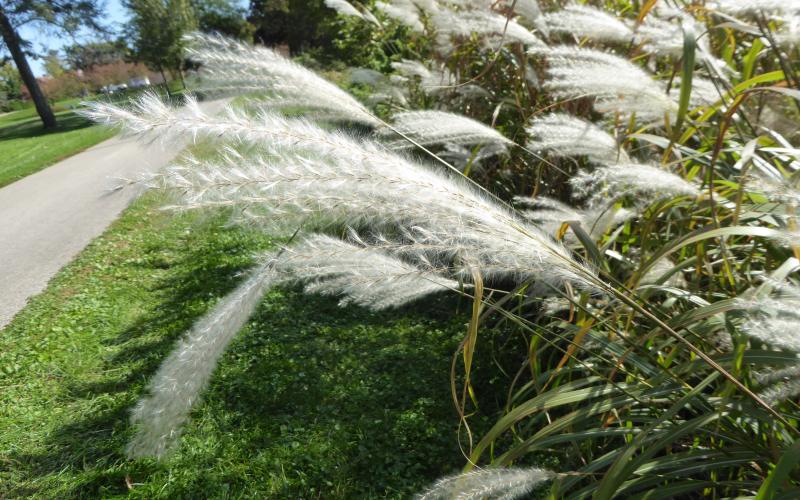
left=635, top=11, right=733, bottom=79
left=570, top=163, right=699, bottom=207
left=416, top=466, right=555, bottom=500
left=127, top=264, right=275, bottom=459
left=391, top=59, right=451, bottom=93
left=543, top=4, right=633, bottom=43
left=376, top=0, right=424, bottom=31
left=390, top=59, right=490, bottom=98
left=380, top=110, right=511, bottom=152
left=667, top=76, right=724, bottom=108
left=526, top=112, right=628, bottom=164
left=82, top=93, right=369, bottom=159
left=432, top=8, right=547, bottom=50
left=156, top=113, right=597, bottom=289
left=437, top=142, right=509, bottom=171
left=747, top=171, right=800, bottom=206
left=531, top=45, right=677, bottom=122
left=736, top=280, right=800, bottom=353
left=713, top=0, right=800, bottom=15
left=273, top=234, right=459, bottom=310
left=516, top=195, right=632, bottom=241
left=509, top=0, right=541, bottom=22
left=754, top=364, right=800, bottom=405
left=776, top=15, right=800, bottom=47
left=183, top=32, right=379, bottom=126
left=325, top=0, right=365, bottom=18
left=80, top=91, right=177, bottom=138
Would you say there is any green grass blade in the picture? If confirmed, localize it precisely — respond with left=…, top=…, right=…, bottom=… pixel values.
left=756, top=439, right=800, bottom=500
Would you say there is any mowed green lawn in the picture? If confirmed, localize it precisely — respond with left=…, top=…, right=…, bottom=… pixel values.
left=0, top=103, right=116, bottom=188
left=0, top=190, right=491, bottom=498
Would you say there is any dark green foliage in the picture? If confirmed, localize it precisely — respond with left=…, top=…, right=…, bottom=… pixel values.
left=0, top=60, right=23, bottom=109
left=63, top=39, right=131, bottom=71
left=192, top=0, right=255, bottom=41
left=248, top=0, right=418, bottom=71
left=124, top=0, right=197, bottom=78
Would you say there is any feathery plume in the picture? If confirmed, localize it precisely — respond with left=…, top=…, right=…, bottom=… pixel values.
left=635, top=12, right=733, bottom=78
left=714, top=0, right=800, bottom=15
left=504, top=0, right=548, bottom=35
left=273, top=234, right=459, bottom=310
left=516, top=196, right=633, bottom=240
left=543, top=4, right=633, bottom=43
left=755, top=364, right=800, bottom=404
left=82, top=92, right=374, bottom=155
left=437, top=142, right=509, bottom=171
left=183, top=32, right=379, bottom=126
left=376, top=1, right=424, bottom=31
left=391, top=59, right=450, bottom=92
left=747, top=172, right=800, bottom=205
left=530, top=45, right=677, bottom=122
left=525, top=113, right=628, bottom=164
left=759, top=377, right=800, bottom=405
left=777, top=16, right=800, bottom=47
left=509, top=0, right=542, bottom=22
left=432, top=8, right=547, bottom=50
left=668, top=76, right=724, bottom=108
left=570, top=163, right=699, bottom=206
left=380, top=110, right=512, bottom=151
left=390, top=59, right=489, bottom=97
left=127, top=265, right=275, bottom=459
left=325, top=0, right=363, bottom=17
left=416, top=467, right=555, bottom=500
left=348, top=68, right=409, bottom=105
left=736, top=280, right=800, bottom=352
left=87, top=94, right=598, bottom=288
left=640, top=257, right=688, bottom=287
left=324, top=0, right=381, bottom=24
left=754, top=363, right=800, bottom=386
left=159, top=128, right=597, bottom=288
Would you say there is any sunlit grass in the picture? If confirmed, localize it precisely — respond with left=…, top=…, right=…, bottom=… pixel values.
left=0, top=108, right=116, bottom=188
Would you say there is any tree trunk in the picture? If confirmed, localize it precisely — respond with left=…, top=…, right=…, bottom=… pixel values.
left=0, top=7, right=57, bottom=129
left=158, top=66, right=171, bottom=98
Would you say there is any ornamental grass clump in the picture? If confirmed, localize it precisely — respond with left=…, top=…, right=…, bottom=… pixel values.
left=88, top=0, right=800, bottom=495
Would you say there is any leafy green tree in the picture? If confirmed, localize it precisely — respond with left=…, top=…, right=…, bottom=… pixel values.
left=192, top=0, right=254, bottom=41
left=64, top=39, right=130, bottom=71
left=0, top=0, right=104, bottom=128
left=124, top=0, right=198, bottom=88
left=42, top=50, right=65, bottom=78
left=0, top=60, right=23, bottom=110
left=249, top=0, right=331, bottom=55
left=248, top=0, right=410, bottom=70
left=0, top=60, right=22, bottom=97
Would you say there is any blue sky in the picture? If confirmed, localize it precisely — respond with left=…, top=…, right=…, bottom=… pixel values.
left=19, top=0, right=129, bottom=76
left=17, top=0, right=249, bottom=77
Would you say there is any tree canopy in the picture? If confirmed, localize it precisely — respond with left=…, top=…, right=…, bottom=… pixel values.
left=0, top=0, right=105, bottom=127
left=124, top=0, right=197, bottom=82
left=193, top=0, right=254, bottom=41
left=64, top=39, right=130, bottom=71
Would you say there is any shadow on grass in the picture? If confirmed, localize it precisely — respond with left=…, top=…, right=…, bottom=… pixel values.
left=6, top=229, right=473, bottom=498
left=0, top=113, right=95, bottom=142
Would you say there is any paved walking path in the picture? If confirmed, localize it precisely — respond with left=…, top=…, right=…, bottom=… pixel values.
left=0, top=99, right=229, bottom=329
